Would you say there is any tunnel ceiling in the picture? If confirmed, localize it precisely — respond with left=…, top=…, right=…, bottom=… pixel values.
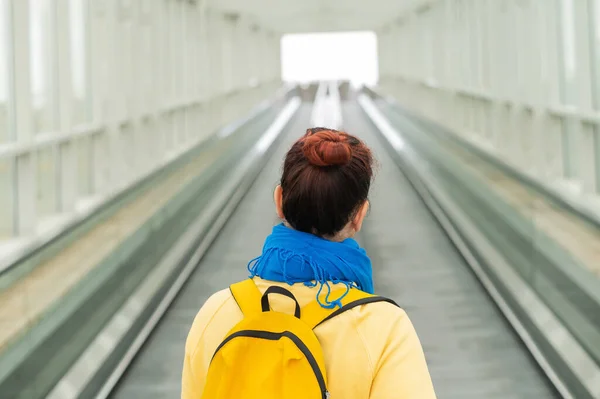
left=209, top=0, right=431, bottom=33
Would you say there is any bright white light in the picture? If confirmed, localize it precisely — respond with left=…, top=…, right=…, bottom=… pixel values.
left=280, top=31, right=378, bottom=87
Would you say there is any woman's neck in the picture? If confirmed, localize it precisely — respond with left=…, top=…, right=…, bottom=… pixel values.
left=281, top=220, right=354, bottom=242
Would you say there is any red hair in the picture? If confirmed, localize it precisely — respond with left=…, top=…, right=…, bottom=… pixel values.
left=280, top=127, right=374, bottom=236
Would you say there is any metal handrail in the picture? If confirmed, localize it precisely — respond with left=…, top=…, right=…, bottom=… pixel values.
left=0, top=85, right=295, bottom=285
left=364, top=86, right=600, bottom=232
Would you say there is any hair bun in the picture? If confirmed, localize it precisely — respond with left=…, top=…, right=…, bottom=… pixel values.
left=302, top=128, right=352, bottom=167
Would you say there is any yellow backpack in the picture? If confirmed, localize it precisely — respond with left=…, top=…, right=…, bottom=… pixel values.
left=200, top=279, right=397, bottom=399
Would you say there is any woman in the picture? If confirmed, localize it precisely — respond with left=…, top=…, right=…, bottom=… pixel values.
left=182, top=127, right=437, bottom=398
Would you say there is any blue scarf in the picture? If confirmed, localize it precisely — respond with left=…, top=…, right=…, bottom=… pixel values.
left=248, top=223, right=374, bottom=309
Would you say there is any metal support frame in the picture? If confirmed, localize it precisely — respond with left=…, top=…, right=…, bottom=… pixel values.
left=377, top=0, right=600, bottom=206
left=0, top=0, right=284, bottom=266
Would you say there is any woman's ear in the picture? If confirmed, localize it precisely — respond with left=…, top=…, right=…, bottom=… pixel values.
left=351, top=200, right=369, bottom=233
left=274, top=185, right=284, bottom=219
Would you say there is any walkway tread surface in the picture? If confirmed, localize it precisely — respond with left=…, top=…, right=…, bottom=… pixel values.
left=109, top=102, right=557, bottom=398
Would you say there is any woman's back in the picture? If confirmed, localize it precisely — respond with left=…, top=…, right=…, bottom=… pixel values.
left=182, top=278, right=436, bottom=399
left=181, top=127, right=437, bottom=398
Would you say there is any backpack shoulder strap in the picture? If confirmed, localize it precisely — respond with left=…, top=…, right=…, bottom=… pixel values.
left=229, top=279, right=262, bottom=317
left=301, top=288, right=399, bottom=329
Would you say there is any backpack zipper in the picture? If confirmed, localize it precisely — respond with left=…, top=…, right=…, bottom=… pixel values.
left=213, top=329, right=328, bottom=399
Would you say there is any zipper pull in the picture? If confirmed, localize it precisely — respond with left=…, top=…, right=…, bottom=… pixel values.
left=325, top=390, right=331, bottom=399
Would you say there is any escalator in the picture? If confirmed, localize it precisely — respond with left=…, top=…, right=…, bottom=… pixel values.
left=108, top=102, right=558, bottom=399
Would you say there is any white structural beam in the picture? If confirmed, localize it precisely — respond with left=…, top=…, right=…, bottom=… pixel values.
left=208, top=0, right=436, bottom=33
left=56, top=0, right=75, bottom=213
left=590, top=0, right=600, bottom=192
left=9, top=0, right=36, bottom=237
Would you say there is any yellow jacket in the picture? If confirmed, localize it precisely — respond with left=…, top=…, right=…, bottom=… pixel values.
left=182, top=277, right=437, bottom=398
